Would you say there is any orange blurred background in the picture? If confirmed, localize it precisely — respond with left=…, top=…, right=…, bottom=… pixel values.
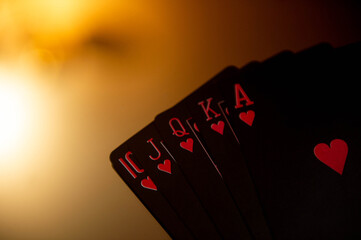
left=0, top=0, right=360, bottom=239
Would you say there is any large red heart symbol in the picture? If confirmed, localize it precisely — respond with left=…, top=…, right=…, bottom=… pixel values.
left=141, top=176, right=157, bottom=191
left=314, top=139, right=348, bottom=175
left=157, top=159, right=172, bottom=174
left=180, top=138, right=193, bottom=152
left=211, top=121, right=225, bottom=135
left=239, top=110, right=255, bottom=126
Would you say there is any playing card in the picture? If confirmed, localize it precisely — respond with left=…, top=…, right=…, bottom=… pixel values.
left=215, top=42, right=361, bottom=239
left=154, top=102, right=252, bottom=240
left=127, top=122, right=222, bottom=240
left=182, top=66, right=272, bottom=240
left=110, top=142, right=194, bottom=240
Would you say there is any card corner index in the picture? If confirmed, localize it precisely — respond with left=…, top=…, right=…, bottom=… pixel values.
left=109, top=141, right=129, bottom=164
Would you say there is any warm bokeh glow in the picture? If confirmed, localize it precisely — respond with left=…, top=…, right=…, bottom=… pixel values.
left=0, top=93, right=28, bottom=163
left=0, top=67, right=52, bottom=180
left=0, top=0, right=360, bottom=239
left=0, top=69, right=33, bottom=160
left=0, top=79, right=26, bottom=154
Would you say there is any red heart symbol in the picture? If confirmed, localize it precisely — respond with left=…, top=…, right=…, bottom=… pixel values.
left=211, top=121, right=225, bottom=135
left=180, top=138, right=193, bottom=152
left=157, top=159, right=172, bottom=174
left=239, top=110, right=255, bottom=126
left=141, top=176, right=157, bottom=191
left=193, top=122, right=200, bottom=132
left=314, top=139, right=348, bottom=175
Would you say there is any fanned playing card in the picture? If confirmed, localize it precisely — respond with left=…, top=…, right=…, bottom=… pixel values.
left=127, top=122, right=222, bottom=240
left=182, top=66, right=272, bottom=240
left=215, top=41, right=361, bottom=239
left=154, top=102, right=252, bottom=240
left=110, top=142, right=195, bottom=240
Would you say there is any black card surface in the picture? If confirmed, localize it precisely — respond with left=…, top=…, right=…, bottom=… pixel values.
left=110, top=142, right=195, bottom=240
left=216, top=42, right=361, bottom=239
left=154, top=102, right=252, bottom=240
left=127, top=122, right=222, bottom=240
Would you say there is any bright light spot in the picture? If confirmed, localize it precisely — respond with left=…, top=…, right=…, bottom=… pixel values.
left=0, top=69, right=35, bottom=167
left=0, top=84, right=26, bottom=152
